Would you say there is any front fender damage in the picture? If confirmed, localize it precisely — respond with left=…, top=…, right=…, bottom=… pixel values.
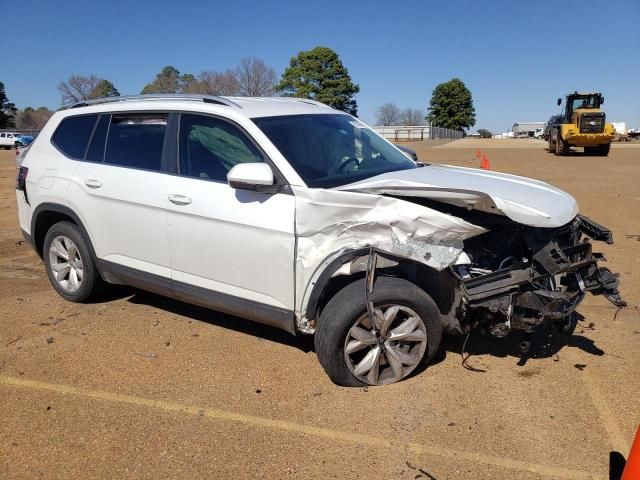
left=293, top=187, right=626, bottom=339
left=292, top=187, right=486, bottom=332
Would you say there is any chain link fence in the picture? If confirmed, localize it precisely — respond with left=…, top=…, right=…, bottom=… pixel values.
left=372, top=124, right=464, bottom=141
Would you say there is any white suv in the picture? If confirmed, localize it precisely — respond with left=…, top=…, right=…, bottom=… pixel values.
left=1, top=132, right=21, bottom=149
left=16, top=94, right=624, bottom=386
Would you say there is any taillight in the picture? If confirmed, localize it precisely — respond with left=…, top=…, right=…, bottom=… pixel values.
left=16, top=166, right=28, bottom=190
left=16, top=166, right=29, bottom=205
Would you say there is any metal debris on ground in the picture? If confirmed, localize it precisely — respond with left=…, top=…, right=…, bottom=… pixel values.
left=460, top=331, right=486, bottom=373
left=134, top=352, right=157, bottom=359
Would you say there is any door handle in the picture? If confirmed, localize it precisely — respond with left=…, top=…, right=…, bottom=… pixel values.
left=168, top=194, right=192, bottom=206
left=85, top=179, right=102, bottom=189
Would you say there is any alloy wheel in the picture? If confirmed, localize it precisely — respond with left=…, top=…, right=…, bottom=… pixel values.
left=48, top=235, right=84, bottom=293
left=344, top=304, right=428, bottom=385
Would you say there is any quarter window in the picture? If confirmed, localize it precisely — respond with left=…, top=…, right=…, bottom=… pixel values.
left=52, top=115, right=99, bottom=159
left=104, top=114, right=167, bottom=171
left=178, top=113, right=264, bottom=182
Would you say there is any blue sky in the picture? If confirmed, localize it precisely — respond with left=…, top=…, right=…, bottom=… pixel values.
left=3, top=0, right=639, bottom=132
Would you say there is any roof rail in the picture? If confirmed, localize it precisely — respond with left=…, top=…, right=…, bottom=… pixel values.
left=70, top=94, right=242, bottom=109
left=288, top=98, right=332, bottom=108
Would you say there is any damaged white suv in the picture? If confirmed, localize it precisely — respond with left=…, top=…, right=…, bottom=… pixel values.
left=16, top=95, right=625, bottom=386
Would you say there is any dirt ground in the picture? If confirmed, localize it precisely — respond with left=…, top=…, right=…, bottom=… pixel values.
left=1, top=139, right=638, bottom=479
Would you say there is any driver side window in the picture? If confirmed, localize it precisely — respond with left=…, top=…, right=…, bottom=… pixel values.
left=178, top=114, right=264, bottom=182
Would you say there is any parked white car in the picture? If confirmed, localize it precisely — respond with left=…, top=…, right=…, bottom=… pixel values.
left=0, top=132, right=21, bottom=149
left=15, top=95, right=624, bottom=386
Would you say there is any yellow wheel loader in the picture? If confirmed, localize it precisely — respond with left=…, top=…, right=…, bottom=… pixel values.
left=545, top=92, right=615, bottom=156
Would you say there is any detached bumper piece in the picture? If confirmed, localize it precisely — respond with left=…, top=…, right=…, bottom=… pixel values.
left=576, top=214, right=613, bottom=244
left=460, top=218, right=626, bottom=334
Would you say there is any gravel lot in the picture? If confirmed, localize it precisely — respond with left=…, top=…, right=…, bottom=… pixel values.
left=1, top=140, right=638, bottom=479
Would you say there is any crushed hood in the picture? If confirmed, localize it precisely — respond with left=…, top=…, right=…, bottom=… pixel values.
left=338, top=164, right=579, bottom=228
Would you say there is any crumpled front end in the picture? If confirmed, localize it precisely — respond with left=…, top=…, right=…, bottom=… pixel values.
left=452, top=215, right=626, bottom=337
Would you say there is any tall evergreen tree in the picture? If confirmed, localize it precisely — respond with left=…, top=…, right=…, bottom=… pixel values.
left=141, top=66, right=183, bottom=94
left=94, top=79, right=120, bottom=98
left=426, top=78, right=475, bottom=131
left=276, top=47, right=360, bottom=115
left=0, top=82, right=17, bottom=128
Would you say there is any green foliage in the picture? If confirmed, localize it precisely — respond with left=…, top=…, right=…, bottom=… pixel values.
left=141, top=66, right=216, bottom=95
left=477, top=128, right=492, bottom=138
left=94, top=79, right=120, bottom=98
left=0, top=82, right=17, bottom=128
left=179, top=73, right=199, bottom=93
left=426, top=78, right=475, bottom=131
left=276, top=47, right=360, bottom=115
left=141, top=66, right=183, bottom=94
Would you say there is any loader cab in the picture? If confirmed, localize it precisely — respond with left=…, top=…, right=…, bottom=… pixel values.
left=558, top=93, right=604, bottom=123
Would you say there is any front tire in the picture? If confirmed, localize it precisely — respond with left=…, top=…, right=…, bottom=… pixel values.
left=596, top=143, right=611, bottom=156
left=555, top=135, right=570, bottom=155
left=315, top=277, right=443, bottom=387
left=584, top=146, right=598, bottom=155
left=43, top=221, right=101, bottom=302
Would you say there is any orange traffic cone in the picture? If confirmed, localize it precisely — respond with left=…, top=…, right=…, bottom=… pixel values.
left=475, top=148, right=482, bottom=158
left=480, top=153, right=490, bottom=170
left=622, top=425, right=640, bottom=480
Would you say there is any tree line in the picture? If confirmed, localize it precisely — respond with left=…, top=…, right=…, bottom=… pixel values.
left=375, top=78, right=475, bottom=131
left=57, top=47, right=361, bottom=116
left=2, top=48, right=476, bottom=132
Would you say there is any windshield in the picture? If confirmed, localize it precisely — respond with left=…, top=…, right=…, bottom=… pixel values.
left=570, top=95, right=600, bottom=110
left=253, top=114, right=416, bottom=188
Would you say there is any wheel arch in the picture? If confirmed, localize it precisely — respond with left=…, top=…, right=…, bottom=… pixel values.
left=31, top=203, right=97, bottom=262
left=304, top=248, right=463, bottom=333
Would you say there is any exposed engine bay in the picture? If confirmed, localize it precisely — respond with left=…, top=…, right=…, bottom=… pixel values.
left=399, top=196, right=626, bottom=338
left=453, top=214, right=624, bottom=338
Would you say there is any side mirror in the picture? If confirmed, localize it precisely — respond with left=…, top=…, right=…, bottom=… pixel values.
left=396, top=144, right=418, bottom=161
left=600, top=97, right=604, bottom=105
left=557, top=98, right=562, bottom=106
left=227, top=163, right=274, bottom=191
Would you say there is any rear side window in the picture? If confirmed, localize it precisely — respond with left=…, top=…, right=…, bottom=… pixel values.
left=104, top=114, right=167, bottom=171
left=51, top=115, right=99, bottom=159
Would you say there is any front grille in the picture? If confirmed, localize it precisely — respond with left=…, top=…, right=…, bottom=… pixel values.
left=579, top=112, right=605, bottom=133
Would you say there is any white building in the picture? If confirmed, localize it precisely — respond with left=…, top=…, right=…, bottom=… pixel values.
left=512, top=122, right=546, bottom=137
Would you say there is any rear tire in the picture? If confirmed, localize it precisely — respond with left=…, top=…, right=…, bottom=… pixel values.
left=547, top=135, right=555, bottom=153
left=315, top=277, right=443, bottom=387
left=43, top=221, right=102, bottom=302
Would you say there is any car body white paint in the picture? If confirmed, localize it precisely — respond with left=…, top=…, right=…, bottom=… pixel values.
left=338, top=164, right=579, bottom=228
left=16, top=95, right=583, bottom=333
